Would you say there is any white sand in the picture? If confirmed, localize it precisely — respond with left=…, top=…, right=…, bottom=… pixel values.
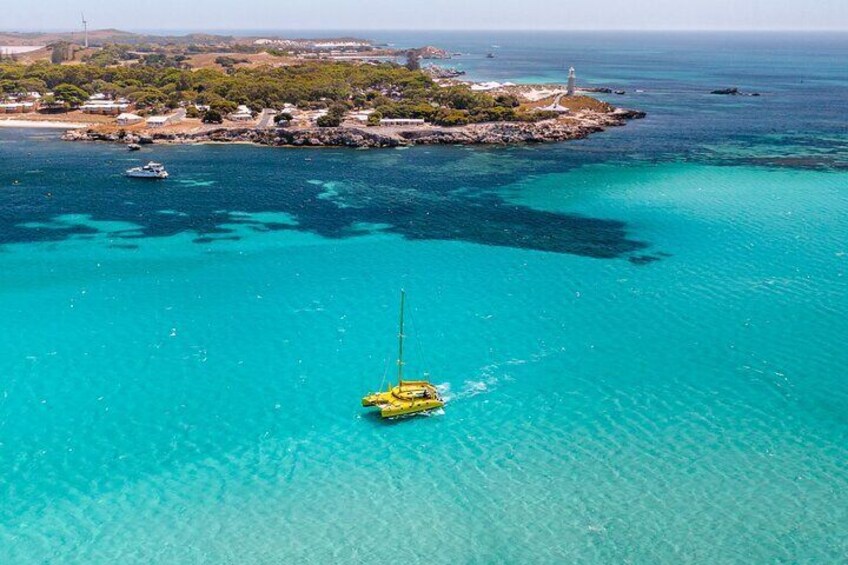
left=466, top=83, right=566, bottom=102
left=0, top=119, right=91, bottom=129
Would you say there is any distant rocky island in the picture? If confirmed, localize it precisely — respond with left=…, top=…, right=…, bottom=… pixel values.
left=711, top=87, right=761, bottom=97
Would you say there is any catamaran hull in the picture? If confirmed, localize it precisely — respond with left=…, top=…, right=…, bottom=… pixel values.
left=380, top=398, right=444, bottom=418
left=362, top=381, right=444, bottom=418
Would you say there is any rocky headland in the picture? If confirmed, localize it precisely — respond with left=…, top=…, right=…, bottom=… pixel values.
left=62, top=108, right=645, bottom=148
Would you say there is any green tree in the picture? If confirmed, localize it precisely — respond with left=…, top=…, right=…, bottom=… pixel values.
left=215, top=56, right=247, bottom=68
left=494, top=94, right=521, bottom=108
left=327, top=103, right=348, bottom=119
left=208, top=98, right=237, bottom=115
left=432, top=108, right=470, bottom=126
left=16, top=78, right=48, bottom=94
left=53, top=83, right=89, bottom=107
left=41, top=94, right=57, bottom=105
left=129, top=87, right=168, bottom=108
left=367, top=111, right=382, bottom=126
left=316, top=113, right=341, bottom=127
left=0, top=58, right=534, bottom=126
left=50, top=42, right=72, bottom=64
left=202, top=109, right=223, bottom=124
left=273, top=112, right=293, bottom=124
left=405, top=51, right=420, bottom=71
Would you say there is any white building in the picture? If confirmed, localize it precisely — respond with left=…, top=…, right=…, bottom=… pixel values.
left=116, top=112, right=144, bottom=125
left=0, top=101, right=36, bottom=114
left=274, top=105, right=300, bottom=122
left=80, top=95, right=130, bottom=115
left=147, top=114, right=179, bottom=128
left=312, top=41, right=371, bottom=49
left=228, top=105, right=254, bottom=121
left=146, top=116, right=169, bottom=128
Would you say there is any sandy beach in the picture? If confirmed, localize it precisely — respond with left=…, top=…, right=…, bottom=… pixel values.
left=0, top=118, right=92, bottom=129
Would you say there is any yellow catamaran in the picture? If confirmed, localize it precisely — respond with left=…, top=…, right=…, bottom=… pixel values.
left=362, top=291, right=444, bottom=418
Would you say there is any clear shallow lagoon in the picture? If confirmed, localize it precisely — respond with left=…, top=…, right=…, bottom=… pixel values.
left=1, top=32, right=847, bottom=562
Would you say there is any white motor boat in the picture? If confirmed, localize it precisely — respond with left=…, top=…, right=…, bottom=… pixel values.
left=125, top=162, right=168, bottom=179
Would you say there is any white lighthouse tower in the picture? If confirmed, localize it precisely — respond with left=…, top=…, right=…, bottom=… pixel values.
left=566, top=67, right=576, bottom=96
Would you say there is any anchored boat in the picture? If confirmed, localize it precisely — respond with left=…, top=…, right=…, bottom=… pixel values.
left=362, top=291, right=444, bottom=418
left=125, top=161, right=168, bottom=179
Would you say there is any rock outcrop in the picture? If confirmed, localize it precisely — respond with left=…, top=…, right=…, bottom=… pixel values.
left=62, top=109, right=646, bottom=148
left=711, top=87, right=761, bottom=97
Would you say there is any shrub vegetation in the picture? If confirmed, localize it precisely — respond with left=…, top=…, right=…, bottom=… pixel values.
left=0, top=60, right=561, bottom=125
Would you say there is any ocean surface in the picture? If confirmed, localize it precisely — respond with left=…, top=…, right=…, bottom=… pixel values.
left=1, top=32, right=847, bottom=563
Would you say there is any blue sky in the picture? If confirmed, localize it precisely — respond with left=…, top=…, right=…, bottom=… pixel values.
left=6, top=0, right=848, bottom=32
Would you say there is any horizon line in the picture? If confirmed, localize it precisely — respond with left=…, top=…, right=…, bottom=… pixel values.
left=3, top=27, right=848, bottom=34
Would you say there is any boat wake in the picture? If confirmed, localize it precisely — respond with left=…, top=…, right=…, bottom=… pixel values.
left=436, top=382, right=453, bottom=402
left=439, top=349, right=553, bottom=403
left=438, top=374, right=503, bottom=403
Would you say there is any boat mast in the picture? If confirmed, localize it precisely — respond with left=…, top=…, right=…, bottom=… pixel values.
left=397, top=290, right=405, bottom=387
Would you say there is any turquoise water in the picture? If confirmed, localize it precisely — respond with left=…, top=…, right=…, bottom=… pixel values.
left=2, top=33, right=848, bottom=562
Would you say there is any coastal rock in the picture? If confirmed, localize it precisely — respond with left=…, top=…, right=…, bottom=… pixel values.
left=578, top=87, right=626, bottom=95
left=612, top=108, right=647, bottom=120
left=711, top=87, right=761, bottom=96
left=424, top=65, right=466, bottom=79
left=412, top=46, right=452, bottom=60
left=61, top=108, right=645, bottom=148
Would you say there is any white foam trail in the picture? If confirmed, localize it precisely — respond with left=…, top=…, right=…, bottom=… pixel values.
left=441, top=347, right=553, bottom=403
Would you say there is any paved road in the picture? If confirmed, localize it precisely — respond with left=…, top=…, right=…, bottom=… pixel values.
left=553, top=92, right=565, bottom=106
left=257, top=109, right=276, bottom=129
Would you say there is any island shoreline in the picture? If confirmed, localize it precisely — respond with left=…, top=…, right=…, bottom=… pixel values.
left=61, top=109, right=646, bottom=148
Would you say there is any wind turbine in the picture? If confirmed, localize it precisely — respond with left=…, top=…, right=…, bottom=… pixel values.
left=81, top=12, right=89, bottom=48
